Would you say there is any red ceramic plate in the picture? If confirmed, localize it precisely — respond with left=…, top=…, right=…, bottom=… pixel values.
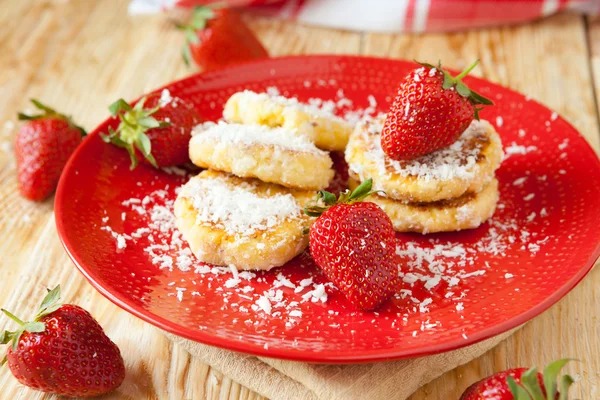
left=55, top=56, right=600, bottom=363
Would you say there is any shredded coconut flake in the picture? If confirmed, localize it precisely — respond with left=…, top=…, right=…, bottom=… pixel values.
left=178, top=175, right=302, bottom=237
left=191, top=121, right=326, bottom=155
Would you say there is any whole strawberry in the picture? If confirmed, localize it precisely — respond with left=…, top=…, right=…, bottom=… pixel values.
left=381, top=60, right=493, bottom=160
left=178, top=6, right=268, bottom=71
left=15, top=99, right=86, bottom=201
left=0, top=286, right=125, bottom=398
left=304, top=179, right=399, bottom=310
left=460, top=359, right=575, bottom=400
left=102, top=91, right=201, bottom=169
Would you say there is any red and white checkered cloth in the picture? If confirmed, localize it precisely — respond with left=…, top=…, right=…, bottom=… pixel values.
left=130, top=0, right=600, bottom=32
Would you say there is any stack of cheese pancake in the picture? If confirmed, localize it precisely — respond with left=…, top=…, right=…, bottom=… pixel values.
left=345, top=114, right=503, bottom=234
left=174, top=90, right=353, bottom=270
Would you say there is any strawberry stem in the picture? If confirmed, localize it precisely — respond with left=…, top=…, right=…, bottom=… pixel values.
left=102, top=97, right=168, bottom=170
left=1, top=286, right=61, bottom=358
left=507, top=359, right=577, bottom=400
left=0, top=310, right=24, bottom=327
left=18, top=99, right=87, bottom=136
left=455, top=60, right=479, bottom=80
left=304, top=179, right=383, bottom=217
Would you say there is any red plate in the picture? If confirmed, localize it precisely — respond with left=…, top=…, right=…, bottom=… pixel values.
left=55, top=56, right=600, bottom=363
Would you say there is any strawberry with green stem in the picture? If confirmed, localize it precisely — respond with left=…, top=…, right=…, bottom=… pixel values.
left=177, top=5, right=268, bottom=71
left=305, top=179, right=400, bottom=311
left=460, top=359, right=576, bottom=399
left=15, top=99, right=86, bottom=201
left=1, top=285, right=125, bottom=398
left=102, top=92, right=200, bottom=169
left=381, top=60, right=494, bottom=161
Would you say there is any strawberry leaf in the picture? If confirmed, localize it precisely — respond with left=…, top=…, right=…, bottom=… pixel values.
left=138, top=116, right=161, bottom=129
left=348, top=178, right=373, bottom=201
left=10, top=331, right=22, bottom=351
left=507, top=376, right=532, bottom=400
left=543, top=359, right=575, bottom=400
left=318, top=191, right=337, bottom=206
left=469, top=90, right=494, bottom=106
left=0, top=330, right=11, bottom=344
left=442, top=72, right=455, bottom=90
left=137, top=132, right=152, bottom=156
left=416, top=61, right=437, bottom=70
left=185, top=28, right=200, bottom=45
left=455, top=81, right=471, bottom=97
left=38, top=285, right=60, bottom=312
left=1, top=309, right=24, bottom=327
left=17, top=113, right=45, bottom=121
left=557, top=374, right=574, bottom=400
left=520, top=367, right=545, bottom=400
left=30, top=99, right=57, bottom=114
left=182, top=45, right=192, bottom=67
left=23, top=322, right=45, bottom=333
left=18, top=99, right=87, bottom=136
left=109, top=99, right=133, bottom=116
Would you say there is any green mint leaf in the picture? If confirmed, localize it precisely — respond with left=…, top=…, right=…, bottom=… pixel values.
left=109, top=99, right=132, bottom=116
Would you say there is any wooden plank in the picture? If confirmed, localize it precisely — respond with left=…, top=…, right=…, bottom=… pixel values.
left=363, top=13, right=600, bottom=399
left=1, top=1, right=599, bottom=399
left=0, top=1, right=361, bottom=399
left=588, top=15, right=600, bottom=137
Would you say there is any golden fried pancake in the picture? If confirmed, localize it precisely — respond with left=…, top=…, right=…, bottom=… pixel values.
left=189, top=121, right=335, bottom=191
left=223, top=90, right=353, bottom=151
left=345, top=114, right=503, bottom=203
left=175, top=170, right=315, bottom=271
left=349, top=177, right=499, bottom=234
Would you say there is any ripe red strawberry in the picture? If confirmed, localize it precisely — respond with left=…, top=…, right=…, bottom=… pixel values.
left=1, top=285, right=125, bottom=398
left=178, top=6, right=268, bottom=71
left=14, top=100, right=86, bottom=201
left=460, top=359, right=575, bottom=400
left=102, top=92, right=201, bottom=169
left=304, top=179, right=399, bottom=310
left=381, top=60, right=493, bottom=160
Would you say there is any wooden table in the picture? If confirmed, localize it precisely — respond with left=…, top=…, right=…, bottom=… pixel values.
left=1, top=1, right=599, bottom=398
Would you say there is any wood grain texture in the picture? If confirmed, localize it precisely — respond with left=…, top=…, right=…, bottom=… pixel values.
left=0, top=1, right=598, bottom=399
